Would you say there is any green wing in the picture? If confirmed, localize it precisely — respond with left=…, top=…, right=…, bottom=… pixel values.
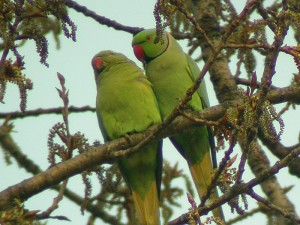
left=185, top=54, right=217, bottom=168
left=186, top=54, right=210, bottom=108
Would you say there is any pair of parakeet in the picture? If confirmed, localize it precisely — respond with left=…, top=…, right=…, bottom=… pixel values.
left=91, top=28, right=223, bottom=225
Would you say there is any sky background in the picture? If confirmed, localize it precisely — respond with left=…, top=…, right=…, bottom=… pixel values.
left=1, top=1, right=300, bottom=224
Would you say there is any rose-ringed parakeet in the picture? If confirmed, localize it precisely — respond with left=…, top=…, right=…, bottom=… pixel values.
left=91, top=50, right=162, bottom=225
left=132, top=29, right=224, bottom=219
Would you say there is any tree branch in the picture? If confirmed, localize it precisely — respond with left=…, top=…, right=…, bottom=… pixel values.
left=248, top=190, right=299, bottom=224
left=168, top=145, right=300, bottom=225
left=64, top=0, right=143, bottom=34
left=226, top=207, right=261, bottom=225
left=0, top=126, right=131, bottom=225
left=1, top=106, right=224, bottom=210
left=0, top=97, right=240, bottom=211
left=258, top=128, right=300, bottom=178
left=1, top=4, right=258, bottom=214
left=0, top=105, right=95, bottom=120
left=1, top=88, right=298, bottom=211
left=247, top=141, right=298, bottom=224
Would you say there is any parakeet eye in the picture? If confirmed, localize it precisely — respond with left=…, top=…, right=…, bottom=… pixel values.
left=92, top=57, right=103, bottom=70
left=146, top=35, right=152, bottom=42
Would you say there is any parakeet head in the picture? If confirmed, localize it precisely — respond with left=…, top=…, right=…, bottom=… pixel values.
left=132, top=28, right=169, bottom=63
left=91, top=50, right=128, bottom=81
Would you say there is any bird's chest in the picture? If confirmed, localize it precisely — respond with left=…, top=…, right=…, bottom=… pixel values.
left=146, top=65, right=194, bottom=117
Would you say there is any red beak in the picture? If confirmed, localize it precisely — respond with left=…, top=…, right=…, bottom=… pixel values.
left=92, top=57, right=103, bottom=70
left=133, top=45, right=144, bottom=61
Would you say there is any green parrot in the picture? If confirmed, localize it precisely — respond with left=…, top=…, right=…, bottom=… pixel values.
left=91, top=50, right=162, bottom=225
left=132, top=29, right=224, bottom=220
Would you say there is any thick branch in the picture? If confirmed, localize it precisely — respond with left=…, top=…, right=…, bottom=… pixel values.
left=267, top=85, right=300, bottom=104
left=0, top=126, right=124, bottom=225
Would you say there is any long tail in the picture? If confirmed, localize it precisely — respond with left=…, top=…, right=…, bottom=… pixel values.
left=189, top=150, right=224, bottom=220
left=131, top=182, right=160, bottom=225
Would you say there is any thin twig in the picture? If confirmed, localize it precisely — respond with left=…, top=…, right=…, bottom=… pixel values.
left=199, top=139, right=237, bottom=209
left=37, top=180, right=70, bottom=221
left=248, top=190, right=299, bottom=224
left=0, top=106, right=95, bottom=119
left=235, top=77, right=277, bottom=89
left=256, top=2, right=277, bottom=33
left=179, top=110, right=220, bottom=126
left=170, top=1, right=216, bottom=52
left=64, top=0, right=142, bottom=34
left=226, top=207, right=261, bottom=225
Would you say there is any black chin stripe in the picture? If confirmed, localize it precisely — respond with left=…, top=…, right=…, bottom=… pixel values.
left=144, top=54, right=153, bottom=63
